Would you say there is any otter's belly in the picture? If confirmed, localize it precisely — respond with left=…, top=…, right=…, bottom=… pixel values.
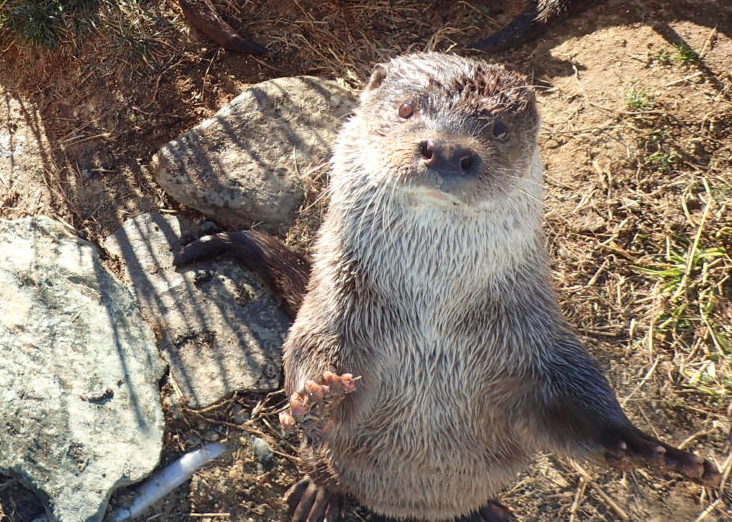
left=331, top=356, right=530, bottom=520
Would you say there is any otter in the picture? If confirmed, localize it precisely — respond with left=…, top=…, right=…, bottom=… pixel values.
left=176, top=53, right=720, bottom=521
left=470, top=0, right=605, bottom=51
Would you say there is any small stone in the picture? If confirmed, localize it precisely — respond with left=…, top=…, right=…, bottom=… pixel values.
left=250, top=436, right=274, bottom=473
left=193, top=269, right=214, bottom=285
left=230, top=403, right=249, bottom=425
left=186, top=434, right=202, bottom=447
left=200, top=220, right=222, bottom=235
left=204, top=429, right=220, bottom=442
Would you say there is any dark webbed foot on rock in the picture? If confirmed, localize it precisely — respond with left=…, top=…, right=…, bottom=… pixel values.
left=286, top=477, right=344, bottom=522
left=280, top=372, right=358, bottom=435
left=178, top=0, right=267, bottom=55
left=602, top=426, right=720, bottom=486
left=470, top=0, right=604, bottom=52
left=470, top=2, right=544, bottom=51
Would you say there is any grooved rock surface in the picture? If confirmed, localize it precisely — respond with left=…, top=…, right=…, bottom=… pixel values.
left=104, top=212, right=290, bottom=408
left=152, top=76, right=356, bottom=232
left=0, top=216, right=165, bottom=522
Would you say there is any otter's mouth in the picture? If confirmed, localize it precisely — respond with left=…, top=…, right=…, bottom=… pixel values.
left=403, top=181, right=470, bottom=208
left=412, top=186, right=461, bottom=205
left=401, top=164, right=518, bottom=209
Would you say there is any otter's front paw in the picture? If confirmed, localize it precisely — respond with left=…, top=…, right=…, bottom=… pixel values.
left=279, top=372, right=358, bottom=436
left=602, top=427, right=720, bottom=486
left=285, top=477, right=344, bottom=522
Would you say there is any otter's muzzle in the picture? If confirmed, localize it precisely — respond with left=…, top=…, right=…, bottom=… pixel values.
left=419, top=138, right=481, bottom=178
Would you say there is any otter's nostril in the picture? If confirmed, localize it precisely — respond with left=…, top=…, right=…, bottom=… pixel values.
left=460, top=155, right=473, bottom=171
left=420, top=141, right=434, bottom=160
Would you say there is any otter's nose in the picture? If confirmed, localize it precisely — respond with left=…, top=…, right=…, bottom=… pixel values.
left=419, top=139, right=479, bottom=176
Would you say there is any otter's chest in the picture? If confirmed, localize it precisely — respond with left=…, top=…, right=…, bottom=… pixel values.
left=352, top=318, right=515, bottom=452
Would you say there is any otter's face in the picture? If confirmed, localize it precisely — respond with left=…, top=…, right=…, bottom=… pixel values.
left=353, top=53, right=540, bottom=208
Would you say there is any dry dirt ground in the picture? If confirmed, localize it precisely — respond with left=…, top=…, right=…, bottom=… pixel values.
left=0, top=1, right=730, bottom=521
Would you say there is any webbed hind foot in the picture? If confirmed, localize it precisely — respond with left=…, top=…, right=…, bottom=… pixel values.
left=456, top=499, right=515, bottom=522
left=285, top=476, right=345, bottom=522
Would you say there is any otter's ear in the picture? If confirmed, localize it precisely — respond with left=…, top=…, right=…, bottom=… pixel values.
left=365, top=64, right=387, bottom=91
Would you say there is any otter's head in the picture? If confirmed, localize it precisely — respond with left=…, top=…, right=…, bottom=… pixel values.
left=333, top=53, right=541, bottom=209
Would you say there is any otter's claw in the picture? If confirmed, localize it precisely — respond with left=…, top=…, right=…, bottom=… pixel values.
left=602, top=427, right=720, bottom=486
left=285, top=477, right=344, bottom=522
left=279, top=372, right=358, bottom=436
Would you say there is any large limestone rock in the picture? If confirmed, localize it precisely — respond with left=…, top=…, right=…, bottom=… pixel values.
left=152, top=76, right=356, bottom=232
left=0, top=216, right=165, bottom=522
left=104, top=212, right=290, bottom=408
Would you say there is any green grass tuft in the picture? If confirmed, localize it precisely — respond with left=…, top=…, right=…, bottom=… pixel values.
left=672, top=42, right=700, bottom=64
left=625, top=85, right=653, bottom=111
left=633, top=183, right=732, bottom=395
left=644, top=150, right=679, bottom=173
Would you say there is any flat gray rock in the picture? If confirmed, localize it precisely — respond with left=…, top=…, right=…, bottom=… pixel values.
left=0, top=216, right=165, bottom=522
left=152, top=76, right=356, bottom=232
left=104, top=212, right=289, bottom=408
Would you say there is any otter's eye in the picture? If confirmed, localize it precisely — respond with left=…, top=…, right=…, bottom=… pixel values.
left=492, top=121, right=509, bottom=141
left=398, top=101, right=415, bottom=119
